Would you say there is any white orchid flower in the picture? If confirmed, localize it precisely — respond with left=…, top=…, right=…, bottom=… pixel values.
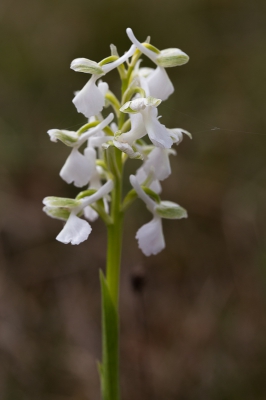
left=136, top=147, right=176, bottom=193
left=126, top=28, right=189, bottom=101
left=71, top=45, right=136, bottom=118
left=168, top=128, right=192, bottom=144
left=119, top=97, right=173, bottom=149
left=130, top=175, right=187, bottom=256
left=43, top=180, right=113, bottom=245
left=48, top=113, right=113, bottom=187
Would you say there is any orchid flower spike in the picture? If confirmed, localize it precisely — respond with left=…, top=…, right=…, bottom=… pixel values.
left=43, top=180, right=113, bottom=245
left=71, top=45, right=136, bottom=118
left=126, top=28, right=189, bottom=101
left=130, top=175, right=187, bottom=256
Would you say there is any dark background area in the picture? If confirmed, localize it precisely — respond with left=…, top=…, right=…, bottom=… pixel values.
left=1, top=0, right=266, bottom=399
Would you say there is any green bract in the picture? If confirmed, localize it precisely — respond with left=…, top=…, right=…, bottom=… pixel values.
left=70, top=58, right=104, bottom=74
left=156, top=48, right=189, bottom=68
left=43, top=206, right=71, bottom=221
left=47, top=129, right=79, bottom=146
left=43, top=197, right=81, bottom=208
left=155, top=201, right=188, bottom=219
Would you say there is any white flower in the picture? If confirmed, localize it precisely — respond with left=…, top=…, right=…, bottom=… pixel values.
left=60, top=147, right=93, bottom=187
left=119, top=97, right=173, bottom=149
left=43, top=180, right=114, bottom=245
left=136, top=216, right=165, bottom=256
left=115, top=113, right=146, bottom=146
left=49, top=113, right=114, bottom=187
left=136, top=147, right=175, bottom=193
left=126, top=28, right=189, bottom=101
left=73, top=75, right=107, bottom=119
left=56, top=212, right=92, bottom=245
left=168, top=128, right=192, bottom=144
left=71, top=45, right=136, bottom=118
left=130, top=175, right=187, bottom=256
left=130, top=175, right=164, bottom=255
left=141, top=106, right=173, bottom=148
left=145, top=66, right=174, bottom=102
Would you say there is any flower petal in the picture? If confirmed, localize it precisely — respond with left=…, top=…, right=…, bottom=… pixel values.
left=56, top=212, right=92, bottom=245
left=142, top=107, right=173, bottom=149
left=143, top=147, right=172, bottom=181
left=72, top=75, right=105, bottom=118
left=83, top=206, right=99, bottom=222
left=145, top=66, right=174, bottom=101
left=116, top=113, right=146, bottom=145
left=60, top=148, right=92, bottom=187
left=136, top=216, right=165, bottom=256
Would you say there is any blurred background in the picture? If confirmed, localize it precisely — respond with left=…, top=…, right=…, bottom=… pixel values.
left=1, top=0, right=266, bottom=399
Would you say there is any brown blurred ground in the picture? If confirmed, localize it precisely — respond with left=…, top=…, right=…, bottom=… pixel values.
left=1, top=0, right=266, bottom=399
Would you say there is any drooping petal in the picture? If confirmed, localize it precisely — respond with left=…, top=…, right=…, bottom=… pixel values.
left=116, top=113, right=146, bottom=145
left=56, top=212, right=92, bottom=245
left=145, top=66, right=174, bottom=101
left=72, top=75, right=105, bottom=118
left=168, top=128, right=192, bottom=144
left=83, top=206, right=99, bottom=222
left=143, top=147, right=172, bottom=181
left=97, top=81, right=109, bottom=96
left=141, top=107, right=173, bottom=149
left=136, top=216, right=165, bottom=256
left=150, top=179, right=162, bottom=193
left=135, top=165, right=162, bottom=193
left=129, top=175, right=156, bottom=213
left=60, top=148, right=92, bottom=187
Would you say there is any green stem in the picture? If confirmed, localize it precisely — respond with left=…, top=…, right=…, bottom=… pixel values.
left=100, top=56, right=135, bottom=400
left=106, top=172, right=124, bottom=307
left=101, top=147, right=123, bottom=400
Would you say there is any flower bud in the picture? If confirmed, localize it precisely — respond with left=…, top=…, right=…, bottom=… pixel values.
left=43, top=206, right=70, bottom=221
left=155, top=201, right=188, bottom=219
left=47, top=129, right=78, bottom=146
left=156, top=48, right=189, bottom=68
left=70, top=58, right=104, bottom=74
left=43, top=197, right=81, bottom=209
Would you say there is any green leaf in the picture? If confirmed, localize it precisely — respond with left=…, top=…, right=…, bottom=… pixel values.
left=100, top=271, right=119, bottom=400
left=155, top=201, right=188, bottom=219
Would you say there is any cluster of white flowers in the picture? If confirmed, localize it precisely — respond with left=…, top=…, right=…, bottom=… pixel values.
left=43, top=28, right=191, bottom=256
